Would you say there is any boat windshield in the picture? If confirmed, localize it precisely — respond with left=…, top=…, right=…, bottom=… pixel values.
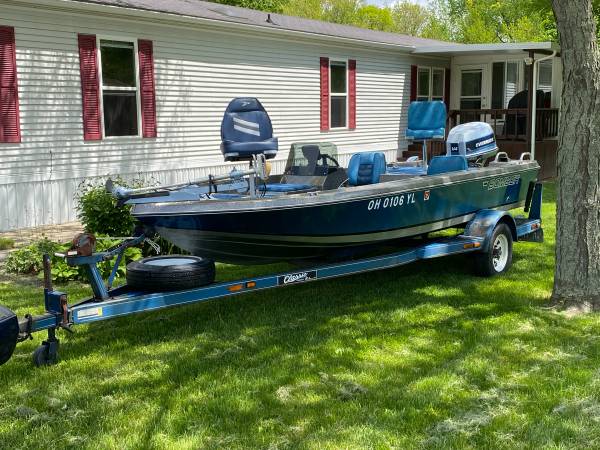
left=284, top=142, right=340, bottom=176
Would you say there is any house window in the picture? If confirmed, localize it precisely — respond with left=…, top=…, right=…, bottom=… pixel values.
left=99, top=39, right=139, bottom=137
left=330, top=61, right=347, bottom=128
left=524, top=60, right=553, bottom=99
left=492, top=61, right=520, bottom=108
left=416, top=67, right=445, bottom=101
left=537, top=60, right=553, bottom=93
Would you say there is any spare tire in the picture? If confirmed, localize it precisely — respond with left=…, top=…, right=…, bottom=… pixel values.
left=126, top=255, right=216, bottom=292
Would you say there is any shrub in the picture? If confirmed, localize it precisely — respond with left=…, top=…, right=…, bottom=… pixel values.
left=75, top=177, right=142, bottom=237
left=3, top=239, right=61, bottom=274
left=0, top=238, right=15, bottom=250
left=3, top=236, right=141, bottom=283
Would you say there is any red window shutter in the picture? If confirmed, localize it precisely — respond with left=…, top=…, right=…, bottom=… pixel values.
left=0, top=26, right=21, bottom=143
left=348, top=59, right=356, bottom=130
left=410, top=65, right=418, bottom=102
left=78, top=34, right=101, bottom=140
left=138, top=39, right=157, bottom=138
left=320, top=57, right=329, bottom=131
left=444, top=68, right=451, bottom=110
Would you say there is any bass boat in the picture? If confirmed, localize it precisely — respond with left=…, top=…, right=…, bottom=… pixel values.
left=110, top=99, right=539, bottom=264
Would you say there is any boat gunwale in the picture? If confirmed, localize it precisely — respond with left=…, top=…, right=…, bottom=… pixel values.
left=132, top=161, right=540, bottom=217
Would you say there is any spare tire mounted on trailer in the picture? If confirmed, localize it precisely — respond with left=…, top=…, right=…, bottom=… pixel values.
left=126, top=256, right=216, bottom=291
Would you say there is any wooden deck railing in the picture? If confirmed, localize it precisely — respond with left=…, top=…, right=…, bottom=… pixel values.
left=448, top=108, right=559, bottom=141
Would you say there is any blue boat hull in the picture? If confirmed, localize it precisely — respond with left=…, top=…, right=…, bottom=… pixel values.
left=135, top=165, right=539, bottom=264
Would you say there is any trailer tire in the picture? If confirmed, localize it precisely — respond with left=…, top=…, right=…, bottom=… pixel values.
left=474, top=223, right=513, bottom=277
left=126, top=255, right=216, bottom=292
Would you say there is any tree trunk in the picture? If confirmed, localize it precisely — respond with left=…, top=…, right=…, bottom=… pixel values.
left=551, top=0, right=600, bottom=307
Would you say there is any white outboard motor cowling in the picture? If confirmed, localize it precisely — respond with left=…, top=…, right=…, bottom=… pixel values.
left=446, top=122, right=498, bottom=163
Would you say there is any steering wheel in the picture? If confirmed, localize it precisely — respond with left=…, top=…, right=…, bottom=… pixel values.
left=320, top=154, right=340, bottom=167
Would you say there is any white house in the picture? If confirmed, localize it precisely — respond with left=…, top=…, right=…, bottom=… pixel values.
left=0, top=0, right=561, bottom=231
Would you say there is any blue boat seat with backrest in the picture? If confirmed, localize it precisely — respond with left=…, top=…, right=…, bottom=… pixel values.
left=220, top=97, right=278, bottom=162
left=427, top=155, right=468, bottom=176
left=405, top=101, right=447, bottom=140
left=348, top=152, right=387, bottom=186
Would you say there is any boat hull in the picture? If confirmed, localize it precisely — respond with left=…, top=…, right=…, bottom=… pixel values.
left=134, top=163, right=539, bottom=264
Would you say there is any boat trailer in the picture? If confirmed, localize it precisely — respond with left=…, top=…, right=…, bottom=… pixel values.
left=0, top=183, right=544, bottom=368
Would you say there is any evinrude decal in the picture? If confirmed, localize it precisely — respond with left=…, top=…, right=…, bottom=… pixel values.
left=367, top=193, right=417, bottom=211
left=278, top=270, right=317, bottom=285
left=483, top=175, right=521, bottom=191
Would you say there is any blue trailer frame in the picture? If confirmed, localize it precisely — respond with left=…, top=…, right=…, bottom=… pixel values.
left=0, top=183, right=544, bottom=367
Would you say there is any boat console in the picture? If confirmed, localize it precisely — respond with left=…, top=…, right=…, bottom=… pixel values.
left=278, top=142, right=348, bottom=190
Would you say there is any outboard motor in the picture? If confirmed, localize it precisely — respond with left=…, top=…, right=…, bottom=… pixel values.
left=446, top=122, right=498, bottom=164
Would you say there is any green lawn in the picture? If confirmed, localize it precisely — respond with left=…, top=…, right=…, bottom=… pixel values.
left=2, top=182, right=600, bottom=449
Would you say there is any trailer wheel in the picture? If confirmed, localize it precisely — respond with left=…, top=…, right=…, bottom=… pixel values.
left=474, top=223, right=513, bottom=277
left=126, top=255, right=216, bottom=292
left=33, top=342, right=59, bottom=367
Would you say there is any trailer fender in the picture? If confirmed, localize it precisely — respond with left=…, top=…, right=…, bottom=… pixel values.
left=464, top=209, right=517, bottom=252
left=0, top=305, right=19, bottom=366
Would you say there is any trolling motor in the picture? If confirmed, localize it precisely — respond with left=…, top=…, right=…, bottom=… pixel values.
left=107, top=154, right=269, bottom=203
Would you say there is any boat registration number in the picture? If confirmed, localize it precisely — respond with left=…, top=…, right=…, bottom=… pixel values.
left=367, top=192, right=417, bottom=211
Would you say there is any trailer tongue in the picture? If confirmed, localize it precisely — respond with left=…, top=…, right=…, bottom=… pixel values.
left=0, top=183, right=543, bottom=368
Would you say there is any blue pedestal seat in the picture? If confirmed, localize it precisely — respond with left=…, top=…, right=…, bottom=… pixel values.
left=220, top=97, right=278, bottom=162
left=405, top=101, right=447, bottom=168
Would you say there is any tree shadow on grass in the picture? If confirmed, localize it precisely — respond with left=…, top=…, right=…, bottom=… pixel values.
left=3, top=244, right=594, bottom=448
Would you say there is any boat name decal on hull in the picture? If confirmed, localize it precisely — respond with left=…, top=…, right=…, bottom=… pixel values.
left=483, top=175, right=521, bottom=191
left=367, top=192, right=417, bottom=211
left=278, top=270, right=318, bottom=285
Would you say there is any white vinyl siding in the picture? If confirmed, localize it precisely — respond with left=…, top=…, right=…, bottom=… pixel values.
left=0, top=3, right=440, bottom=230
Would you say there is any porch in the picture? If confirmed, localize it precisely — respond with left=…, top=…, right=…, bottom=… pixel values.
left=405, top=106, right=559, bottom=180
left=408, top=42, right=561, bottom=180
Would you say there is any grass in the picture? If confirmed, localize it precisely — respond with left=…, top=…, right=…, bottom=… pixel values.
left=0, top=237, right=15, bottom=251
left=2, top=182, right=600, bottom=449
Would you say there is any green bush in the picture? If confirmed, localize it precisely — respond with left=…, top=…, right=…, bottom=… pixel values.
left=75, top=177, right=142, bottom=237
left=75, top=177, right=187, bottom=257
left=3, top=239, right=61, bottom=274
left=3, top=237, right=142, bottom=283
left=0, top=237, right=15, bottom=250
